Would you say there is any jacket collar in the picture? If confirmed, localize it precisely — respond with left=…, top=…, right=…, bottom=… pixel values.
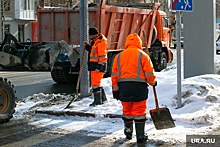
left=93, top=33, right=102, bottom=42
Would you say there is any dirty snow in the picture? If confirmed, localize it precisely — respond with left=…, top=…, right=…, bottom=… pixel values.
left=13, top=61, right=220, bottom=145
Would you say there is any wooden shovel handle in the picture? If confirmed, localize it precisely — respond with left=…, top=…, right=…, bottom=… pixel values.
left=76, top=46, right=86, bottom=95
left=64, top=46, right=86, bottom=109
left=153, top=86, right=159, bottom=110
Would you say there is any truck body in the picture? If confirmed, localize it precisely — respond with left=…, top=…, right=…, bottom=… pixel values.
left=0, top=1, right=172, bottom=84
left=36, top=1, right=172, bottom=76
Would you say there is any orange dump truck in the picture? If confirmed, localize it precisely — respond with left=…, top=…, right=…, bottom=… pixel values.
left=36, top=1, right=172, bottom=81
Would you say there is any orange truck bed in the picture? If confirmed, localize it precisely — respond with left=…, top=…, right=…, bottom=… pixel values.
left=36, top=1, right=172, bottom=72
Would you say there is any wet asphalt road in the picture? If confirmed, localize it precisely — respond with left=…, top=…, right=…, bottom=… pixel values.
left=0, top=118, right=118, bottom=147
left=0, top=71, right=77, bottom=101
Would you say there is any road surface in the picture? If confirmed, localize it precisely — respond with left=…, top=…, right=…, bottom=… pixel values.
left=0, top=71, right=76, bottom=101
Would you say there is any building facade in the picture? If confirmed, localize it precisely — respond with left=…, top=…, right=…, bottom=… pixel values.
left=0, top=0, right=35, bottom=42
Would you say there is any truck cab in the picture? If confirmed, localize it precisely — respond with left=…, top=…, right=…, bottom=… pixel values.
left=155, top=11, right=172, bottom=48
left=149, top=10, right=172, bottom=71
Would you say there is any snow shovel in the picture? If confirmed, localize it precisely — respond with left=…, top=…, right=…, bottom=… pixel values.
left=149, top=86, right=175, bottom=130
left=64, top=46, right=86, bottom=109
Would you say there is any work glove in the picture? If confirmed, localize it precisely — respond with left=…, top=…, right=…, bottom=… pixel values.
left=85, top=44, right=91, bottom=52
left=154, top=81, right=157, bottom=86
left=150, top=81, right=157, bottom=87
left=113, top=91, right=119, bottom=100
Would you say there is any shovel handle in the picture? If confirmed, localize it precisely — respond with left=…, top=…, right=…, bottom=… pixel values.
left=64, top=46, right=86, bottom=109
left=76, top=45, right=86, bottom=95
left=153, top=86, right=159, bottom=110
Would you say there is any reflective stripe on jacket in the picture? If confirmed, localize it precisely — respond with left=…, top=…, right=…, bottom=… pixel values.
left=111, top=34, right=156, bottom=102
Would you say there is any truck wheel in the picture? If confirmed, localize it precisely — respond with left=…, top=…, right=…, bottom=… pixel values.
left=58, top=68, right=78, bottom=84
left=51, top=69, right=78, bottom=84
left=155, top=52, right=167, bottom=72
left=0, top=78, right=16, bottom=124
left=51, top=69, right=62, bottom=83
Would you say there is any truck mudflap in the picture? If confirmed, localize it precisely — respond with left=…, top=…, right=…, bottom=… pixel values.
left=168, top=48, right=173, bottom=63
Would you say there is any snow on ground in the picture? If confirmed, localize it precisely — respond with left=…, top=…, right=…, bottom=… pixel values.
left=13, top=60, right=220, bottom=144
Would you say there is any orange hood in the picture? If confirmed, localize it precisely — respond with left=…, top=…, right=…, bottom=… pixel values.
left=125, top=34, right=143, bottom=50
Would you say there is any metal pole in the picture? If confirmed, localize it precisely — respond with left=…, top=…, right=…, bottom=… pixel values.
left=79, top=0, right=90, bottom=98
left=176, top=11, right=182, bottom=108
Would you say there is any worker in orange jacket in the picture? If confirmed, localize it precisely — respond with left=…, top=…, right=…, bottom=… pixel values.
left=111, top=34, right=157, bottom=143
left=84, top=27, right=108, bottom=106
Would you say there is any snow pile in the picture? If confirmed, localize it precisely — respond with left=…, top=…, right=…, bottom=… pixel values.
left=13, top=62, right=220, bottom=144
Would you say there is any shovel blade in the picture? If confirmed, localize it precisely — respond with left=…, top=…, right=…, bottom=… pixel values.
left=64, top=94, right=77, bottom=109
left=150, top=107, right=175, bottom=130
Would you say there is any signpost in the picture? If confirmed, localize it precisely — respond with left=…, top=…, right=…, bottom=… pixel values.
left=170, top=0, right=193, bottom=108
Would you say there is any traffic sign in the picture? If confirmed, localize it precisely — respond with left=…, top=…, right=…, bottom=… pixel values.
left=171, top=0, right=193, bottom=12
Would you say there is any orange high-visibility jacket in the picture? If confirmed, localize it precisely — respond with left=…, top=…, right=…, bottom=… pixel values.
left=111, top=34, right=156, bottom=101
left=88, top=33, right=108, bottom=72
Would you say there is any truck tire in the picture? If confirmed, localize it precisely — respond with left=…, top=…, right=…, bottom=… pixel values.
left=51, top=69, right=62, bottom=83
left=155, top=52, right=167, bottom=72
left=58, top=68, right=78, bottom=83
left=0, top=77, right=16, bottom=124
left=51, top=69, right=78, bottom=84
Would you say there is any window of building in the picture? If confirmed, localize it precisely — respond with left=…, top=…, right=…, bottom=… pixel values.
left=4, top=0, right=10, bottom=11
left=20, top=0, right=34, bottom=10
left=34, top=1, right=38, bottom=13
left=24, top=0, right=27, bottom=10
left=30, top=0, right=33, bottom=10
left=4, top=24, right=10, bottom=35
left=20, top=0, right=24, bottom=10
left=18, top=25, right=24, bottom=42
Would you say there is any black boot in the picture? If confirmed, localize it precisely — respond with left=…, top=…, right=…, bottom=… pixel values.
left=89, top=91, right=102, bottom=106
left=89, top=96, right=96, bottom=106
left=124, top=122, right=133, bottom=140
left=135, top=122, right=148, bottom=143
left=101, top=87, right=107, bottom=104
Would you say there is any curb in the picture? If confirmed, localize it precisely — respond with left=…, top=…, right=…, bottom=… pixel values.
left=35, top=110, right=122, bottom=118
left=35, top=110, right=153, bottom=121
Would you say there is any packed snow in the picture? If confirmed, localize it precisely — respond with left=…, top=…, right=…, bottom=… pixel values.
left=13, top=61, right=220, bottom=145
